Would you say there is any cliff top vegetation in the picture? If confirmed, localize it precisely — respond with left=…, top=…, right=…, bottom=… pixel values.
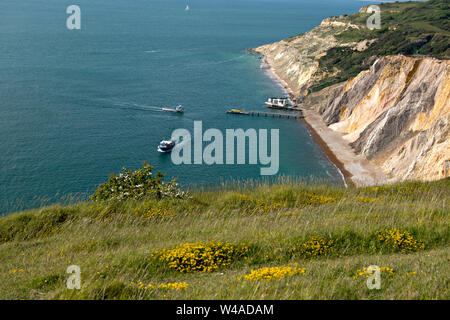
left=1, top=162, right=448, bottom=299
left=309, top=0, right=449, bottom=91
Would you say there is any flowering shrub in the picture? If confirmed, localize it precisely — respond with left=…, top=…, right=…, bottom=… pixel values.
left=241, top=265, right=306, bottom=281
left=254, top=201, right=286, bottom=214
left=158, top=282, right=190, bottom=291
left=130, top=281, right=189, bottom=291
left=354, top=266, right=395, bottom=279
left=363, top=184, right=431, bottom=199
left=90, top=162, right=189, bottom=201
left=298, top=192, right=336, bottom=206
left=219, top=191, right=336, bottom=213
left=133, top=206, right=175, bottom=220
left=357, top=196, right=379, bottom=203
left=297, top=236, right=334, bottom=257
left=377, top=228, right=424, bottom=252
left=153, top=241, right=249, bottom=273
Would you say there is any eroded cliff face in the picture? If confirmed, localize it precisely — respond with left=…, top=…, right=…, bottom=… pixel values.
left=254, top=17, right=369, bottom=96
left=307, top=55, right=449, bottom=183
left=256, top=31, right=449, bottom=183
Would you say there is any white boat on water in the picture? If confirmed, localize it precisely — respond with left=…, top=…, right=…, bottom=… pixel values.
left=158, top=140, right=176, bottom=153
left=185, top=5, right=190, bottom=11
left=162, top=104, right=184, bottom=113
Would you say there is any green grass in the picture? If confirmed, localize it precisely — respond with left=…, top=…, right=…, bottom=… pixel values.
left=0, top=179, right=449, bottom=299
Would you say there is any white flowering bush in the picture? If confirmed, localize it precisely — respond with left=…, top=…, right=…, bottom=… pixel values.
left=90, top=162, right=189, bottom=201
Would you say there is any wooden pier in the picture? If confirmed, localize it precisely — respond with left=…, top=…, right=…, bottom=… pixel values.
left=227, top=110, right=304, bottom=119
left=266, top=105, right=303, bottom=112
left=248, top=111, right=304, bottom=119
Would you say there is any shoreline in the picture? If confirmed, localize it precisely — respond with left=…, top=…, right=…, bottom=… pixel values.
left=299, top=116, right=353, bottom=187
left=256, top=53, right=354, bottom=187
left=254, top=52, right=387, bottom=187
left=260, top=56, right=297, bottom=100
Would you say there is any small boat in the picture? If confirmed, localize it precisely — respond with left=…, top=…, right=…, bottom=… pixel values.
left=185, top=5, right=190, bottom=11
left=158, top=140, right=176, bottom=153
left=162, top=104, right=184, bottom=113
left=226, top=109, right=249, bottom=115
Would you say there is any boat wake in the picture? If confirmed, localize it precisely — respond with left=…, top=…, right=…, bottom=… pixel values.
left=204, top=55, right=247, bottom=65
left=100, top=99, right=164, bottom=112
left=174, top=54, right=247, bottom=70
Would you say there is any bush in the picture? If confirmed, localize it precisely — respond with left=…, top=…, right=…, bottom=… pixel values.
left=153, top=241, right=250, bottom=273
left=294, top=236, right=334, bottom=258
left=0, top=206, right=74, bottom=243
left=377, top=228, right=425, bottom=253
left=241, top=265, right=306, bottom=281
left=90, top=162, right=189, bottom=201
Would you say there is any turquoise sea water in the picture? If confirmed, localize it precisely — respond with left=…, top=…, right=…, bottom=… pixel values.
left=0, top=0, right=364, bottom=214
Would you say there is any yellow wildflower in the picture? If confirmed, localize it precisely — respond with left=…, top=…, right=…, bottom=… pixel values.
left=153, top=241, right=249, bottom=273
left=377, top=228, right=424, bottom=252
left=242, top=266, right=306, bottom=281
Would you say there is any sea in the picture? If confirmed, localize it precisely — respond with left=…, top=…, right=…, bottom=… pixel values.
left=0, top=0, right=366, bottom=214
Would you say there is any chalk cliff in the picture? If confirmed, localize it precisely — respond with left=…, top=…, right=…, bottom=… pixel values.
left=254, top=3, right=449, bottom=183
left=254, top=16, right=365, bottom=96
left=306, top=55, right=449, bottom=183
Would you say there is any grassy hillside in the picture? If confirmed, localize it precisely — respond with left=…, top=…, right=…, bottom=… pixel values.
left=312, top=0, right=450, bottom=91
left=0, top=177, right=448, bottom=300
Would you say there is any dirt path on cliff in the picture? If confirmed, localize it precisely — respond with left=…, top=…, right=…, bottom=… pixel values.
left=302, top=109, right=387, bottom=187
